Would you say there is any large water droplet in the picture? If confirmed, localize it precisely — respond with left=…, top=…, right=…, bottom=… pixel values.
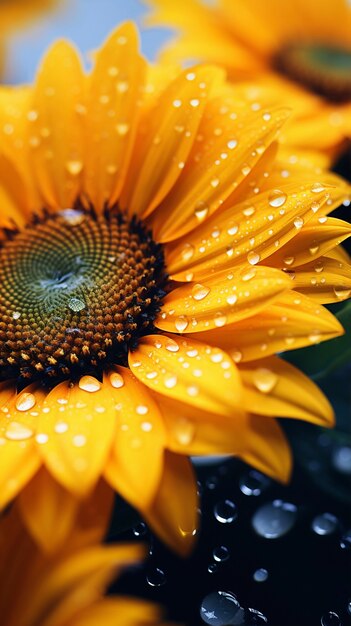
left=68, top=297, right=85, bottom=312
left=332, top=445, right=351, bottom=474
left=192, top=283, right=211, bottom=301
left=252, top=500, right=297, bottom=538
left=78, top=376, right=101, bottom=393
left=247, top=251, right=261, bottom=266
left=239, top=470, right=271, bottom=496
left=175, top=315, right=189, bottom=332
left=214, top=499, right=238, bottom=524
left=213, top=545, right=230, bottom=562
left=268, top=190, right=287, bottom=208
left=200, top=591, right=243, bottom=625
left=109, top=372, right=124, bottom=388
left=311, top=513, right=339, bottom=536
left=16, top=392, right=36, bottom=412
left=5, top=421, right=34, bottom=441
left=252, top=368, right=278, bottom=393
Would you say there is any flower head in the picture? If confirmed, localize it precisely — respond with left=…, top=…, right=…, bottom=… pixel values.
left=0, top=505, right=166, bottom=626
left=0, top=22, right=350, bottom=555
left=145, top=0, right=351, bottom=162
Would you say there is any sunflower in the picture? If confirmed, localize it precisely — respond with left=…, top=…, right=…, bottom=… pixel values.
left=0, top=22, right=350, bottom=556
left=0, top=505, right=169, bottom=626
left=145, top=0, right=351, bottom=163
left=0, top=0, right=59, bottom=77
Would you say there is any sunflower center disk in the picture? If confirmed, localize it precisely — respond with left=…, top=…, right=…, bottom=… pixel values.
left=275, top=43, right=351, bottom=102
left=0, top=208, right=166, bottom=382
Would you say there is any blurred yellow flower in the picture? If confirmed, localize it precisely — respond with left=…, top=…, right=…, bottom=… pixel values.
left=0, top=0, right=59, bottom=76
left=0, top=505, right=168, bottom=626
left=0, top=22, right=350, bottom=555
left=145, top=0, right=351, bottom=163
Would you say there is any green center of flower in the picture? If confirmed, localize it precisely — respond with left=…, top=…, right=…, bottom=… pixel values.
left=0, top=206, right=166, bottom=383
left=275, top=43, right=351, bottom=102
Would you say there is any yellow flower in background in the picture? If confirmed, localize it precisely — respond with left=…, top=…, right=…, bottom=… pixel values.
left=145, top=0, right=351, bottom=164
left=0, top=22, right=350, bottom=555
left=0, top=0, right=59, bottom=76
left=0, top=506, right=168, bottom=626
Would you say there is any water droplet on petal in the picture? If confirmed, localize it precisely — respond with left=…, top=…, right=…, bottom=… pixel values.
left=252, top=368, right=278, bottom=393
left=109, top=372, right=124, bottom=388
left=247, top=251, right=260, bottom=265
left=192, top=283, right=211, bottom=301
left=175, top=315, right=189, bottom=332
left=293, top=216, right=304, bottom=229
left=5, top=421, right=34, bottom=441
left=66, top=160, right=83, bottom=176
left=333, top=286, right=351, bottom=299
left=165, top=338, right=180, bottom=352
left=194, top=202, right=209, bottom=221
left=268, top=190, right=287, bottom=208
left=181, top=243, right=195, bottom=261
left=214, top=313, right=227, bottom=327
left=311, top=182, right=326, bottom=193
left=164, top=373, right=178, bottom=389
left=79, top=376, right=101, bottom=393
left=16, top=392, right=36, bottom=412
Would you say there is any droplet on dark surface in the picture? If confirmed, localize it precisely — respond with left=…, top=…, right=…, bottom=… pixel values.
left=200, top=591, right=243, bottom=625
left=311, top=513, right=339, bottom=536
left=146, top=567, right=166, bottom=587
left=252, top=500, right=297, bottom=538
left=214, top=499, right=238, bottom=524
left=239, top=470, right=271, bottom=496
left=133, top=522, right=147, bottom=537
left=213, top=545, right=230, bottom=562
left=244, top=607, right=268, bottom=624
left=340, top=529, right=351, bottom=550
left=320, top=611, right=341, bottom=626
left=332, top=445, right=351, bottom=474
left=207, top=562, right=219, bottom=574
left=253, top=568, right=269, bottom=582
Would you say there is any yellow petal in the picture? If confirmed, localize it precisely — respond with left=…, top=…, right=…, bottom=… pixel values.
left=73, top=597, right=161, bottom=626
left=290, top=255, right=351, bottom=303
left=104, top=366, right=166, bottom=509
left=124, top=65, right=224, bottom=218
left=84, top=22, right=146, bottom=210
left=156, top=266, right=290, bottom=333
left=0, top=153, right=32, bottom=228
left=0, top=382, right=45, bottom=509
left=17, top=467, right=78, bottom=553
left=240, top=414, right=292, bottom=483
left=129, top=334, right=242, bottom=418
left=143, top=451, right=198, bottom=556
left=37, top=378, right=116, bottom=496
left=29, top=40, right=85, bottom=209
left=150, top=106, right=289, bottom=242
left=266, top=216, right=351, bottom=268
left=165, top=182, right=341, bottom=280
left=239, top=355, right=334, bottom=425
left=185, top=290, right=344, bottom=361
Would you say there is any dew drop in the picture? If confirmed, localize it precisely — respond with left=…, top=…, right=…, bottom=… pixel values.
left=309, top=245, right=320, bottom=255
left=311, top=512, right=339, bottom=536
left=252, top=500, right=297, bottom=538
left=320, top=611, right=341, bottom=626
left=5, top=421, right=34, bottom=441
left=213, top=545, right=230, bottom=562
left=340, top=529, right=351, bottom=550
left=115, top=122, right=129, bottom=136
left=247, top=251, right=261, bottom=265
left=65, top=160, right=83, bottom=176
left=109, top=372, right=124, bottom=388
left=165, top=338, right=180, bottom=352
left=12, top=311, right=21, bottom=320
left=241, top=268, right=256, bottom=281
left=227, top=139, right=238, bottom=149
left=194, top=202, right=209, bottom=221
left=253, top=568, right=268, bottom=583
left=200, top=591, right=243, bottom=626
left=239, top=470, right=271, bottom=496
left=214, top=499, right=237, bottom=524
left=133, top=522, right=147, bottom=537
left=78, top=376, right=101, bottom=393
left=311, top=182, right=326, bottom=193
left=283, top=256, right=295, bottom=266
left=192, top=283, right=211, bottom=301
left=181, top=243, right=195, bottom=262
left=268, top=189, right=287, bottom=208
left=54, top=421, right=69, bottom=434
left=332, top=445, right=351, bottom=474
left=252, top=368, right=278, bottom=393
left=175, top=315, right=189, bottom=332
left=227, top=224, right=239, bottom=236
left=146, top=567, right=166, bottom=587
left=226, top=294, right=238, bottom=305
left=68, top=297, right=85, bottom=312
left=333, top=286, right=351, bottom=299
left=293, top=216, right=304, bottom=229
left=164, top=374, right=178, bottom=389
left=214, top=313, right=227, bottom=327
left=16, top=392, right=36, bottom=412
left=174, top=417, right=195, bottom=445
left=36, top=433, right=49, bottom=444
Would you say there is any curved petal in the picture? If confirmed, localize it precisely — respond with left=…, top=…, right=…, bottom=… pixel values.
left=36, top=378, right=116, bottom=496
left=150, top=106, right=289, bottom=242
left=239, top=355, right=335, bottom=425
left=0, top=153, right=33, bottom=228
left=104, top=366, right=166, bottom=509
left=129, top=334, right=242, bottom=418
left=240, top=414, right=292, bottom=483
left=73, top=598, right=161, bottom=626
left=184, top=290, right=344, bottom=361
left=266, top=216, right=351, bottom=268
left=29, top=40, right=85, bottom=209
left=155, top=266, right=290, bottom=333
left=0, top=382, right=45, bottom=509
left=84, top=23, right=146, bottom=210
left=289, top=255, right=351, bottom=303
left=17, top=467, right=78, bottom=553
left=165, top=182, right=344, bottom=280
left=143, top=450, right=198, bottom=556
left=124, top=65, right=224, bottom=218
